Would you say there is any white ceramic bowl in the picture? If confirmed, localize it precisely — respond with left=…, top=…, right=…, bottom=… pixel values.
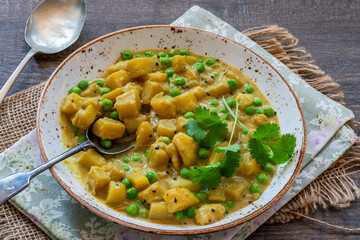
left=36, top=25, right=306, bottom=235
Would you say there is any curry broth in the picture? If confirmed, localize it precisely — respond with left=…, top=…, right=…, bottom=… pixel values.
left=59, top=49, right=279, bottom=225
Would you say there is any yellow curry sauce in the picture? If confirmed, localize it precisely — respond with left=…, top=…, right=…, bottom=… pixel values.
left=59, top=49, right=279, bottom=226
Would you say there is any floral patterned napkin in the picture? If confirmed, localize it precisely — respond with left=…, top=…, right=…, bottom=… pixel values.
left=1, top=6, right=357, bottom=240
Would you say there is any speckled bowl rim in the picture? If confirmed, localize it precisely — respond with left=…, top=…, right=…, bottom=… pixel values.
left=36, top=25, right=307, bottom=235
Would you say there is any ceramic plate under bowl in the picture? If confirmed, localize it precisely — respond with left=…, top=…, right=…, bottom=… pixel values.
left=37, top=25, right=306, bottom=235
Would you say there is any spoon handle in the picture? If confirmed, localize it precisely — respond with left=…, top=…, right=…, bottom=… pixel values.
left=0, top=140, right=93, bottom=205
left=0, top=48, right=37, bottom=105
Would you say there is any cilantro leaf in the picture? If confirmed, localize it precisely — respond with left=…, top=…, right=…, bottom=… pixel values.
left=188, top=162, right=222, bottom=190
left=253, top=123, right=280, bottom=141
left=268, top=134, right=296, bottom=164
left=220, top=150, right=241, bottom=177
left=248, top=138, right=272, bottom=166
left=185, top=106, right=228, bottom=148
left=214, top=144, right=241, bottom=153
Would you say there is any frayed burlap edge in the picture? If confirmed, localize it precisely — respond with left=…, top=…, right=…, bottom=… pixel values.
left=0, top=25, right=358, bottom=239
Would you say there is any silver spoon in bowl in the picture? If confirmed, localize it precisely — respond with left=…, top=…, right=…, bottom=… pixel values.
left=0, top=0, right=87, bottom=104
left=0, top=121, right=135, bottom=205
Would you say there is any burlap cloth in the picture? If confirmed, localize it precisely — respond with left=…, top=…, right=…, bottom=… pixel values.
left=0, top=25, right=359, bottom=239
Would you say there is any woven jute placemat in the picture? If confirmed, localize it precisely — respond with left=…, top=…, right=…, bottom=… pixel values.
left=0, top=25, right=359, bottom=239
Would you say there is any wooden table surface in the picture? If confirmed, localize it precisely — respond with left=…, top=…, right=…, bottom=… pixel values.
left=1, top=0, right=359, bottom=239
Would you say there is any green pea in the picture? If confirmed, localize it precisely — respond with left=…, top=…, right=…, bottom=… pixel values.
left=226, top=98, right=236, bottom=108
left=127, top=188, right=138, bottom=200
left=253, top=98, right=263, bottom=106
left=132, top=154, right=141, bottom=162
left=257, top=173, right=268, bottom=184
left=193, top=63, right=205, bottom=73
left=179, top=49, right=189, bottom=56
left=165, top=69, right=175, bottom=77
left=174, top=77, right=186, bottom=86
left=139, top=208, right=149, bottom=218
left=198, top=148, right=210, bottom=159
left=122, top=178, right=132, bottom=188
left=185, top=206, right=196, bottom=218
left=78, top=80, right=89, bottom=90
left=204, top=58, right=216, bottom=66
left=249, top=183, right=261, bottom=193
left=209, top=109, right=218, bottom=115
left=213, top=72, right=219, bottom=77
left=109, top=111, right=119, bottom=120
left=256, top=109, right=263, bottom=114
left=160, top=57, right=172, bottom=67
left=227, top=79, right=238, bottom=90
left=77, top=134, right=86, bottom=143
left=102, top=99, right=113, bottom=111
left=180, top=168, right=190, bottom=178
left=264, top=162, right=276, bottom=174
left=196, top=192, right=208, bottom=202
left=242, top=129, right=249, bottom=134
left=100, top=139, right=112, bottom=148
left=167, top=49, right=178, bottom=57
left=158, top=51, right=166, bottom=57
left=162, top=137, right=171, bottom=145
left=263, top=106, right=275, bottom=117
left=144, top=50, right=154, bottom=57
left=143, top=149, right=150, bottom=157
left=121, top=51, right=133, bottom=60
left=169, top=87, right=181, bottom=97
left=220, top=106, right=227, bottom=113
left=122, top=157, right=130, bottom=163
left=69, top=87, right=81, bottom=95
left=245, top=106, right=256, bottom=115
left=226, top=200, right=235, bottom=208
left=222, top=113, right=230, bottom=120
left=71, top=124, right=79, bottom=131
left=135, top=54, right=143, bottom=58
left=245, top=85, right=254, bottom=93
left=122, top=165, right=131, bottom=172
left=209, top=100, right=219, bottom=106
left=197, top=58, right=203, bottom=63
left=145, top=172, right=158, bottom=183
left=126, top=204, right=139, bottom=216
left=174, top=211, right=185, bottom=221
left=183, top=112, right=195, bottom=119
left=100, top=87, right=111, bottom=95
left=221, top=203, right=229, bottom=214
left=95, top=80, right=104, bottom=87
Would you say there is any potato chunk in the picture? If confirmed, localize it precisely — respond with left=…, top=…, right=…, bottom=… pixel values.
left=150, top=93, right=176, bottom=119
left=148, top=143, right=169, bottom=170
left=107, top=60, right=127, bottom=74
left=165, top=143, right=182, bottom=171
left=173, top=133, right=197, bottom=167
left=253, top=114, right=267, bottom=126
left=206, top=81, right=230, bottom=97
left=208, top=187, right=226, bottom=202
left=127, top=57, right=152, bottom=78
left=86, top=166, right=111, bottom=195
left=237, top=155, right=261, bottom=177
left=102, top=162, right=126, bottom=181
left=105, top=70, right=130, bottom=90
left=60, top=93, right=85, bottom=115
left=223, top=176, right=249, bottom=199
left=100, top=88, right=124, bottom=102
left=174, top=91, right=198, bottom=114
left=164, top=188, right=199, bottom=213
left=207, top=142, right=227, bottom=165
left=236, top=93, right=254, bottom=110
left=106, top=181, right=126, bottom=204
left=171, top=55, right=197, bottom=73
left=121, top=82, right=143, bottom=96
left=141, top=81, right=165, bottom=104
left=166, top=177, right=200, bottom=192
left=157, top=119, right=177, bottom=139
left=114, top=90, right=141, bottom=119
left=82, top=83, right=101, bottom=97
left=143, top=72, right=168, bottom=83
left=128, top=173, right=150, bottom=191
left=176, top=117, right=189, bottom=133
left=78, top=148, right=106, bottom=169
left=92, top=117, right=125, bottom=140
left=138, top=182, right=165, bottom=204
left=135, top=121, right=154, bottom=150
left=83, top=97, right=102, bottom=115
left=195, top=204, right=225, bottom=225
left=71, top=104, right=97, bottom=130
left=123, top=114, right=148, bottom=134
left=149, top=202, right=173, bottom=219
left=190, top=86, right=207, bottom=100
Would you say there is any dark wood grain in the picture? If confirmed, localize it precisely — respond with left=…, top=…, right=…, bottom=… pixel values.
left=0, top=0, right=359, bottom=239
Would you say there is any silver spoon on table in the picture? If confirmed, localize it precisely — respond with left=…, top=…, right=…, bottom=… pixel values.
left=0, top=121, right=135, bottom=205
left=0, top=0, right=86, bottom=104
